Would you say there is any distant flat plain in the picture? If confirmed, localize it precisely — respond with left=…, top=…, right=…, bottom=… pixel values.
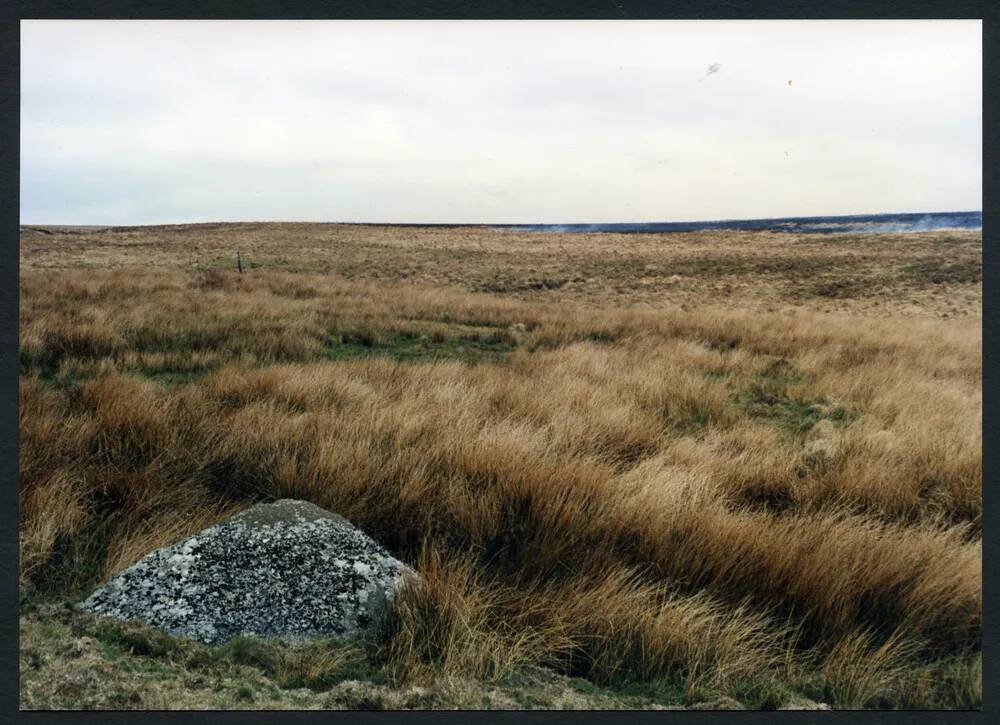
left=21, top=222, right=981, bottom=318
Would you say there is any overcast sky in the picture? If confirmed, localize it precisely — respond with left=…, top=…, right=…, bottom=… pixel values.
left=21, top=20, right=981, bottom=225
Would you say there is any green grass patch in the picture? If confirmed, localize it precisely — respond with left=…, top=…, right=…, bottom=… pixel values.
left=729, top=674, right=797, bottom=710
left=26, top=364, right=214, bottom=390
left=136, top=367, right=214, bottom=386
left=600, top=676, right=688, bottom=707
left=30, top=368, right=90, bottom=391
left=91, top=618, right=184, bottom=660
left=669, top=410, right=714, bottom=437
left=899, top=259, right=981, bottom=285
left=324, top=330, right=516, bottom=365
left=46, top=608, right=380, bottom=694
left=222, top=636, right=282, bottom=675
left=219, top=635, right=379, bottom=692
left=736, top=360, right=852, bottom=435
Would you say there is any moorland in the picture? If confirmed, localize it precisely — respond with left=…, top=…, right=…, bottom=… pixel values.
left=19, top=223, right=982, bottom=709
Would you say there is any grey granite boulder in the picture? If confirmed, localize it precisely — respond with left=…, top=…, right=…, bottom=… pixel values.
left=79, top=499, right=415, bottom=644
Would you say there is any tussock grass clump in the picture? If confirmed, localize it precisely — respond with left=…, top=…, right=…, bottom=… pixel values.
left=819, top=629, right=920, bottom=709
left=380, top=549, right=566, bottom=683
left=380, top=548, right=784, bottom=700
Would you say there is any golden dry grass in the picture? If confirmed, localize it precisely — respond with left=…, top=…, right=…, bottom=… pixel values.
left=19, top=224, right=981, bottom=708
left=21, top=222, right=981, bottom=318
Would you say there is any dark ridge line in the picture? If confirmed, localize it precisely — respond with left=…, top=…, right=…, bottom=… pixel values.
left=19, top=211, right=983, bottom=236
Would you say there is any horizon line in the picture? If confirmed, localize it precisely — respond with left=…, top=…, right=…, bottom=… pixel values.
left=19, top=209, right=983, bottom=229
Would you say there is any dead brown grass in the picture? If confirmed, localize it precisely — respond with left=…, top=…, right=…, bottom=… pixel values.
left=19, top=224, right=981, bottom=708
left=20, top=222, right=981, bottom=318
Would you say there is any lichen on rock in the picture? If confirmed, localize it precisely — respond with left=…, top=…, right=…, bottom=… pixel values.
left=79, top=499, right=415, bottom=645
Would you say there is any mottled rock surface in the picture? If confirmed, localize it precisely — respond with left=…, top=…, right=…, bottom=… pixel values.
left=79, top=499, right=415, bottom=644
